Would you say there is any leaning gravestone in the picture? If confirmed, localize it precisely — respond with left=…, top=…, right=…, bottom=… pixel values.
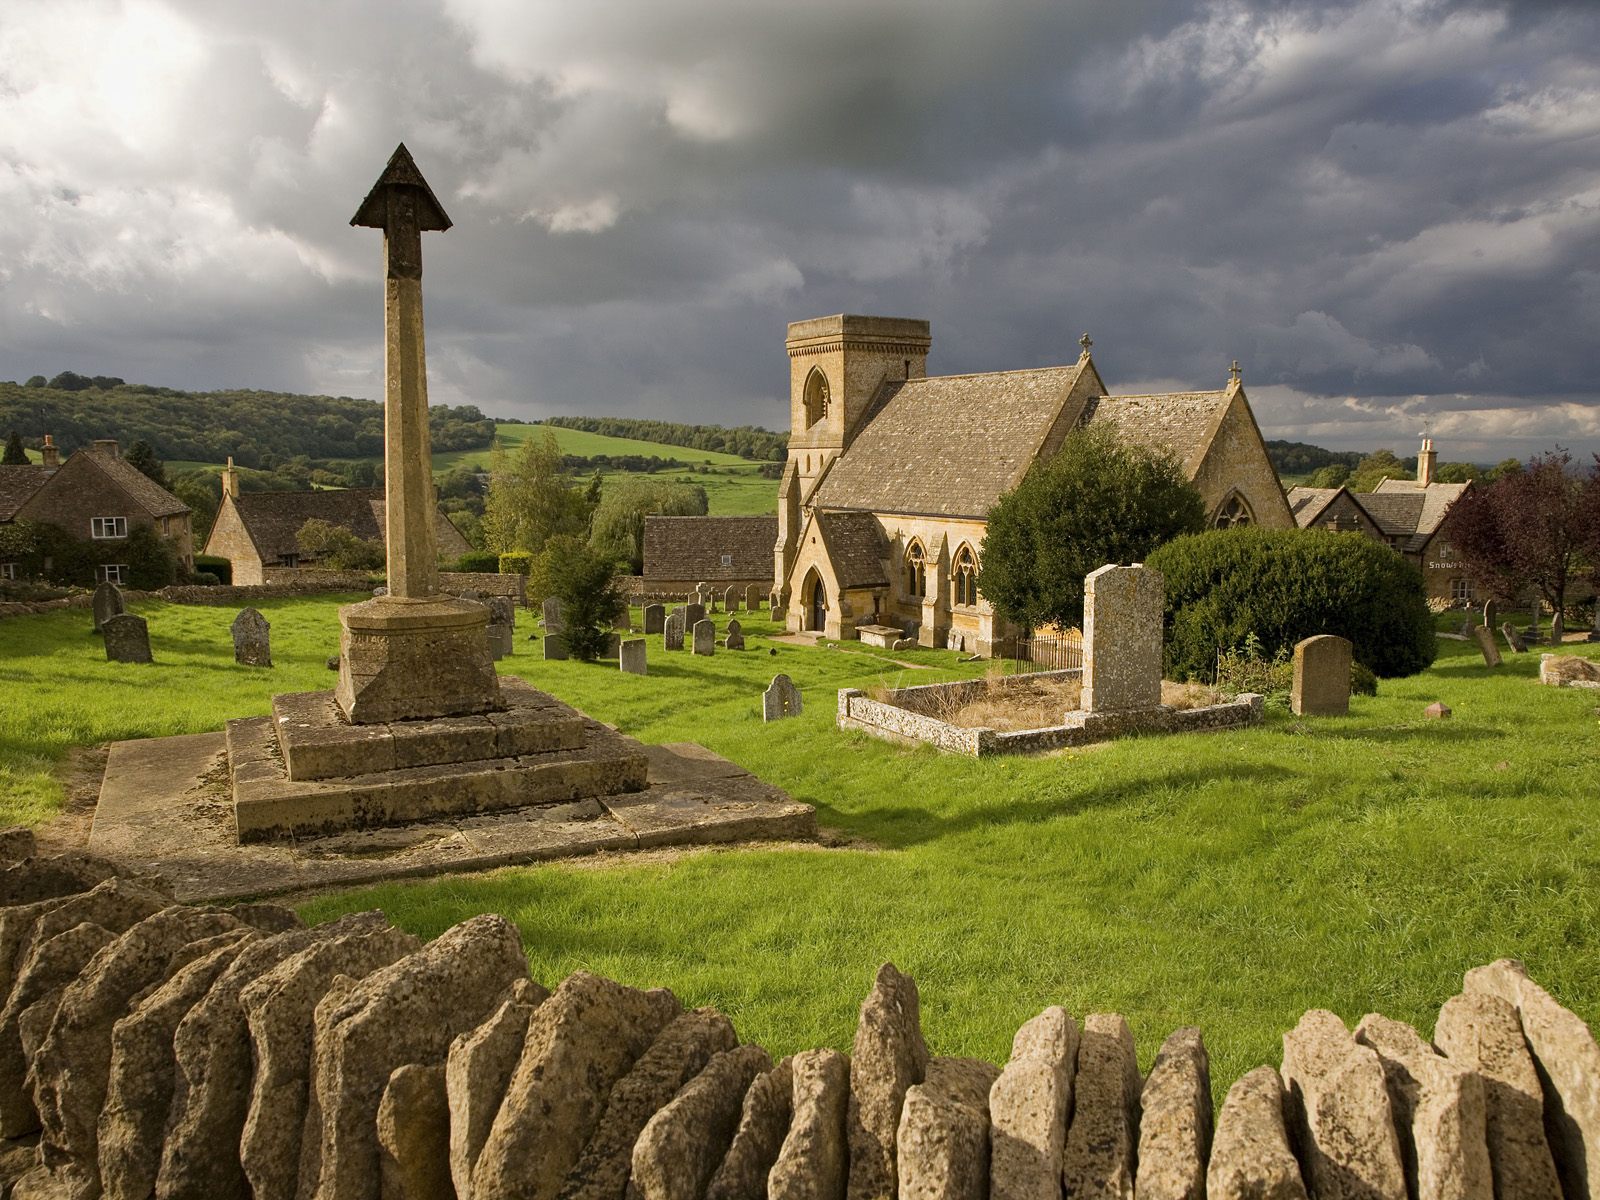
left=692, top=619, right=716, bottom=656
left=542, top=634, right=568, bottom=661
left=620, top=639, right=647, bottom=676
left=231, top=608, right=272, bottom=667
left=92, top=582, right=125, bottom=634
left=642, top=604, right=665, bottom=635
left=725, top=619, right=745, bottom=651
left=685, top=603, right=706, bottom=628
left=1081, top=564, right=1163, bottom=713
left=763, top=674, right=802, bottom=722
left=723, top=586, right=740, bottom=613
left=1473, top=625, right=1502, bottom=668
left=542, top=597, right=563, bottom=633
left=746, top=584, right=763, bottom=612
left=1290, top=635, right=1351, bottom=716
left=664, top=611, right=685, bottom=651
left=1501, top=623, right=1527, bottom=653
left=103, top=614, right=152, bottom=664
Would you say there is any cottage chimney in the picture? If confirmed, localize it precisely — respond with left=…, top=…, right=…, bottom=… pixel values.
left=222, top=456, right=240, bottom=499
left=1417, top=436, right=1436, bottom=487
left=92, top=438, right=120, bottom=458
left=40, top=434, right=58, bottom=469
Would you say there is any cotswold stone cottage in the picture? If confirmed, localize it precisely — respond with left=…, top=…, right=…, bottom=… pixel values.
left=772, top=315, right=1291, bottom=654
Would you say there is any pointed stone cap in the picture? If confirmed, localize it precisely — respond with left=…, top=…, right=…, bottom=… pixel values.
left=351, top=143, right=452, bottom=231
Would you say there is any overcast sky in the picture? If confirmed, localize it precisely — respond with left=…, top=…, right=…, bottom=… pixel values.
left=2, top=0, right=1597, bottom=460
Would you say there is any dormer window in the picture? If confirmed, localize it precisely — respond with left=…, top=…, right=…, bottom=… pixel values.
left=91, top=516, right=128, bottom=539
left=802, top=367, right=830, bottom=428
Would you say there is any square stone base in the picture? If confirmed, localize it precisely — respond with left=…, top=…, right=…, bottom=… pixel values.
left=336, top=594, right=501, bottom=723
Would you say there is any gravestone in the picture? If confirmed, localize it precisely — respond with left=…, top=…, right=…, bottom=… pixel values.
left=725, top=619, right=745, bottom=651
left=542, top=597, right=563, bottom=633
left=642, top=604, right=665, bottom=635
left=685, top=603, right=706, bottom=628
left=1591, top=605, right=1600, bottom=644
left=1290, top=635, right=1351, bottom=716
left=620, top=639, right=647, bottom=676
left=103, top=613, right=152, bottom=664
left=1458, top=614, right=1473, bottom=636
left=745, top=584, right=763, bottom=611
left=1481, top=599, right=1497, bottom=630
left=486, top=627, right=513, bottom=661
left=1528, top=600, right=1542, bottom=643
left=542, top=634, right=568, bottom=661
left=1472, top=625, right=1502, bottom=667
left=723, top=586, right=740, bottom=612
left=458, top=589, right=483, bottom=604
left=231, top=608, right=272, bottom=667
left=1081, top=564, right=1163, bottom=714
left=763, top=674, right=802, bottom=721
left=692, top=619, right=715, bottom=656
left=605, top=631, right=622, bottom=658
left=1501, top=623, right=1527, bottom=653
left=664, top=611, right=685, bottom=651
left=91, top=582, right=125, bottom=634
left=487, top=595, right=516, bottom=629
left=486, top=596, right=515, bottom=660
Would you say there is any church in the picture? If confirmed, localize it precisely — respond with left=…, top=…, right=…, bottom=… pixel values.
left=772, top=314, right=1291, bottom=654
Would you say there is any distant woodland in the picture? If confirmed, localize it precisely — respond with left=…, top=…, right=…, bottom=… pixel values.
left=541, top=416, right=787, bottom=461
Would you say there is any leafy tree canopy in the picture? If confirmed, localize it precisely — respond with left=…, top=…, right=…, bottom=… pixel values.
left=124, top=440, right=168, bottom=489
left=295, top=519, right=384, bottom=572
left=543, top=416, right=786, bottom=462
left=482, top=430, right=590, bottom=556
left=977, top=423, right=1207, bottom=630
left=589, top=477, right=709, bottom=574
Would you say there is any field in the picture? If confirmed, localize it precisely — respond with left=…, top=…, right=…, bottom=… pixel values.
left=2, top=599, right=1596, bottom=1090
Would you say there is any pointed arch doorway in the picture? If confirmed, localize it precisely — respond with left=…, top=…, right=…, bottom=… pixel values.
left=803, top=568, right=827, bottom=632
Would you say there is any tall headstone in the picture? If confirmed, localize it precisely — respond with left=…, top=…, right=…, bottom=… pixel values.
left=91, top=582, right=125, bottom=634
left=542, top=597, right=563, bottom=633
left=763, top=674, right=802, bottom=721
left=685, top=603, right=706, bottom=628
left=487, top=595, right=516, bottom=630
left=642, top=604, right=665, bottom=635
left=103, top=613, right=152, bottom=664
left=725, top=618, right=745, bottom=651
left=1473, top=625, right=1503, bottom=667
left=231, top=608, right=272, bottom=667
left=1482, top=599, right=1497, bottom=630
left=723, top=586, right=740, bottom=612
left=664, top=611, right=685, bottom=651
left=486, top=595, right=515, bottom=660
left=1290, top=635, right=1352, bottom=715
left=542, top=634, right=569, bottom=661
left=1080, top=564, right=1163, bottom=713
left=335, top=145, right=499, bottom=724
left=692, top=618, right=716, bottom=656
left=745, top=584, right=763, bottom=611
left=620, top=639, right=647, bottom=676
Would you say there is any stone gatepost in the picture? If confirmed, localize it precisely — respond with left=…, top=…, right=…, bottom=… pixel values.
left=1080, top=564, right=1163, bottom=714
left=1291, top=635, right=1353, bottom=715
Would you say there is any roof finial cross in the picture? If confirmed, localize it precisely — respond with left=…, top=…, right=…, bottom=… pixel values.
left=1228, top=359, right=1242, bottom=385
left=1079, top=333, right=1093, bottom=355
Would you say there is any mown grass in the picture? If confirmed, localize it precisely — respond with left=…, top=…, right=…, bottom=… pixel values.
left=2, top=599, right=1596, bottom=1088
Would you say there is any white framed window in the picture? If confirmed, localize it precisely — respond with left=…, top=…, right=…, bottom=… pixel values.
left=96, top=564, right=127, bottom=584
left=719, top=553, right=733, bottom=568
left=0, top=563, right=16, bottom=581
left=1450, top=577, right=1472, bottom=603
left=91, top=516, right=128, bottom=539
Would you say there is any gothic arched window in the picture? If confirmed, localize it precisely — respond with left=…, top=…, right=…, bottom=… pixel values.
left=802, top=367, right=830, bottom=428
left=952, top=544, right=979, bottom=607
left=905, top=541, right=926, bottom=599
left=1213, top=493, right=1254, bottom=529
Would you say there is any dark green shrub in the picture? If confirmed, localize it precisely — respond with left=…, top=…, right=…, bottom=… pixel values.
left=1146, top=527, right=1435, bottom=680
left=453, top=551, right=500, bottom=573
left=194, top=554, right=232, bottom=585
left=529, top=536, right=625, bottom=661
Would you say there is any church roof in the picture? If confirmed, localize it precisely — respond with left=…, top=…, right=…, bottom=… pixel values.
left=1079, top=390, right=1232, bottom=475
left=0, top=466, right=52, bottom=521
left=816, top=510, right=888, bottom=588
left=810, top=364, right=1087, bottom=518
left=224, top=487, right=469, bottom=563
left=641, top=515, right=777, bottom=581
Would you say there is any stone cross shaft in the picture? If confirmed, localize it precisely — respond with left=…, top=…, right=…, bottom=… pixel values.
left=351, top=143, right=452, bottom=601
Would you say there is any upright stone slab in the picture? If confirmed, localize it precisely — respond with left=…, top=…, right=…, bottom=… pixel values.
left=707, top=1058, right=794, bottom=1200
left=685, top=602, right=706, bottom=628
left=989, top=1006, right=1077, bottom=1200
left=768, top=1048, right=849, bottom=1200
left=1136, top=1026, right=1213, bottom=1200
left=446, top=979, right=548, bottom=1200
left=692, top=618, right=716, bottom=656
left=723, top=586, right=740, bottom=612
left=232, top=608, right=273, bottom=667
left=631, top=1044, right=772, bottom=1200
left=92, top=582, right=125, bottom=633
left=643, top=604, right=666, bottom=635
left=725, top=618, right=744, bottom=650
left=543, top=633, right=569, bottom=661
left=487, top=595, right=516, bottom=629
left=543, top=596, right=564, bottom=632
left=1061, top=1013, right=1141, bottom=1199
left=846, top=962, right=929, bottom=1198
left=746, top=584, right=763, bottom=611
left=620, top=638, right=648, bottom=676
left=1291, top=634, right=1352, bottom=715
left=1481, top=599, right=1497, bottom=630
left=897, top=1057, right=999, bottom=1198
left=1081, top=564, right=1163, bottom=713
left=663, top=611, right=685, bottom=651
left=102, top=613, right=152, bottom=663
left=764, top=674, right=802, bottom=721
left=1472, top=626, right=1502, bottom=668
left=377, top=1064, right=453, bottom=1200
left=1206, top=1067, right=1308, bottom=1200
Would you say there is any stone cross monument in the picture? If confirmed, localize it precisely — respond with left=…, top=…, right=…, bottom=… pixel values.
left=335, top=144, right=500, bottom=724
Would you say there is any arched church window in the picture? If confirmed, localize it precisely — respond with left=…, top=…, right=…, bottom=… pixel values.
left=905, top=541, right=926, bottom=599
left=1213, top=493, right=1254, bottom=529
left=803, top=367, right=830, bottom=428
left=952, top=545, right=979, bottom=607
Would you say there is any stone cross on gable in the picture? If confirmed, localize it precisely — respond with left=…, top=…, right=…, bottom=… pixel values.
left=1229, top=360, right=1242, bottom=385
left=1079, top=333, right=1093, bottom=354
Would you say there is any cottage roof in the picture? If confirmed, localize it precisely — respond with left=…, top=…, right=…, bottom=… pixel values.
left=227, top=487, right=469, bottom=562
left=1079, top=390, right=1233, bottom=475
left=811, top=364, right=1087, bottom=518
left=816, top=510, right=888, bottom=588
left=641, top=515, right=778, bottom=581
left=1371, top=477, right=1469, bottom=549
left=0, top=466, right=52, bottom=522
left=1286, top=486, right=1343, bottom=526
left=82, top=448, right=190, bottom=518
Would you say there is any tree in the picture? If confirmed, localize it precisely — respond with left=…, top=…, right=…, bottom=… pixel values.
left=530, top=535, right=626, bottom=661
left=1307, top=464, right=1350, bottom=488
left=1346, top=449, right=1412, bottom=492
left=295, top=519, right=385, bottom=571
left=170, top=471, right=221, bottom=543
left=588, top=478, right=708, bottom=573
left=2, top=431, right=27, bottom=466
left=978, top=424, right=1207, bottom=630
left=1483, top=458, right=1524, bottom=484
left=482, top=431, right=588, bottom=555
left=1445, top=450, right=1598, bottom=641
left=23, top=376, right=46, bottom=389
left=1434, top=462, right=1479, bottom=484
left=124, top=440, right=169, bottom=489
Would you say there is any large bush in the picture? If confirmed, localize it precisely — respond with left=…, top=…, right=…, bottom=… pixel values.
left=530, top=536, right=626, bottom=661
left=1146, top=527, right=1435, bottom=680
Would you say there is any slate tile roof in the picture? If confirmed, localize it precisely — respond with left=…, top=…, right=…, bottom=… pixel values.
left=810, top=365, right=1086, bottom=518
left=229, top=487, right=470, bottom=562
left=642, top=515, right=778, bottom=581
left=1289, top=478, right=1469, bottom=551
left=82, top=448, right=191, bottom=518
left=0, top=466, right=52, bottom=522
left=1286, top=486, right=1342, bottom=525
left=1080, top=391, right=1231, bottom=475
left=816, top=510, right=888, bottom=588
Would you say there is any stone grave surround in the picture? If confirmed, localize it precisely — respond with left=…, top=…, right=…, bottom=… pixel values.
left=3, top=841, right=1595, bottom=1200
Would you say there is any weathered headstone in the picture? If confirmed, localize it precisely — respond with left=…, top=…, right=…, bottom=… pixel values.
left=722, top=586, right=739, bottom=612
left=1473, top=625, right=1503, bottom=667
left=487, top=625, right=514, bottom=660
left=605, top=631, right=623, bottom=659
left=487, top=595, right=515, bottom=630
left=91, top=582, right=125, bottom=633
left=692, top=619, right=715, bottom=656
left=664, top=612, right=685, bottom=651
left=1529, top=600, right=1542, bottom=643
left=745, top=584, right=763, bottom=611
left=102, top=613, right=152, bottom=664
left=724, top=619, right=744, bottom=651
left=1482, top=599, right=1497, bottom=630
left=231, top=608, right=272, bottom=667
left=543, top=634, right=569, bottom=661
left=685, top=603, right=706, bottom=628
left=1501, top=623, right=1526, bottom=653
left=1291, top=634, right=1352, bottom=715
left=620, top=639, right=647, bottom=676
left=763, top=674, right=801, bottom=721
left=543, top=597, right=563, bottom=633
left=642, top=604, right=665, bottom=635
left=1081, top=564, right=1163, bottom=713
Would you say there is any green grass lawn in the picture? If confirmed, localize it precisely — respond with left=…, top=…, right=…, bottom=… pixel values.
left=2, top=599, right=1596, bottom=1090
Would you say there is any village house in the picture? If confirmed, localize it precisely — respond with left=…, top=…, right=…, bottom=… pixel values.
left=204, top=460, right=470, bottom=585
left=772, top=314, right=1293, bottom=653
left=1286, top=438, right=1472, bottom=605
left=0, top=436, right=193, bottom=584
left=641, top=515, right=778, bottom=600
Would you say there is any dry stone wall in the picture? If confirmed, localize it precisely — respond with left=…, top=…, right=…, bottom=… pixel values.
left=0, top=837, right=1595, bottom=1200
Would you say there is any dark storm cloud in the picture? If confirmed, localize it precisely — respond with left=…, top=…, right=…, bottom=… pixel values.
left=0, top=0, right=1595, bottom=458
